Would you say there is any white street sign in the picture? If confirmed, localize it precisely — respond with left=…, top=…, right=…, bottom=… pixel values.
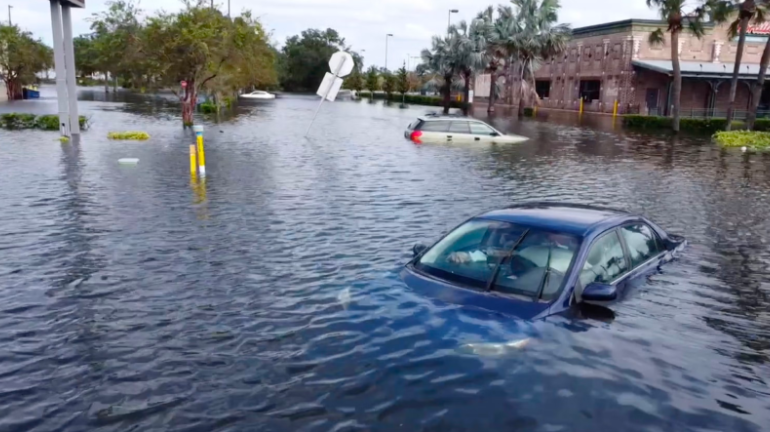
left=316, top=73, right=344, bottom=102
left=328, top=51, right=354, bottom=78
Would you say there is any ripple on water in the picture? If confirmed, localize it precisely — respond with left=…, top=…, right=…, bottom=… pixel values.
left=0, top=91, right=769, bottom=431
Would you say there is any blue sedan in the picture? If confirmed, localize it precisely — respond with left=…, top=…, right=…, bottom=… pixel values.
left=401, top=203, right=685, bottom=320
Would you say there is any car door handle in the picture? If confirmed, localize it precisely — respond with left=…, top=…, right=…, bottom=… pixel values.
left=474, top=137, right=480, bottom=141
left=447, top=135, right=452, bottom=140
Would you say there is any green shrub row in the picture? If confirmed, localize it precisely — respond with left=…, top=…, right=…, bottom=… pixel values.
left=1, top=113, right=88, bottom=131
left=523, top=107, right=534, bottom=117
left=713, top=131, right=770, bottom=150
left=623, top=115, right=770, bottom=134
left=357, top=91, right=466, bottom=108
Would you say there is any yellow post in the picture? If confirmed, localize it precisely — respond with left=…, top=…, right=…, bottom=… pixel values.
left=613, top=100, right=619, bottom=117
left=533, top=106, right=538, bottom=116
left=189, top=145, right=197, bottom=176
left=193, top=125, right=206, bottom=177
left=579, top=98, right=584, bottom=115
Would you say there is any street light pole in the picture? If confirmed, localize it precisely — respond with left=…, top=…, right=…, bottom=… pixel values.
left=385, top=34, right=393, bottom=71
left=447, top=9, right=458, bottom=35
left=8, top=5, right=12, bottom=26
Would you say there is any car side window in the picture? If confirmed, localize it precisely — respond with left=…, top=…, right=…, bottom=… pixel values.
left=579, top=231, right=628, bottom=287
left=448, top=121, right=470, bottom=134
left=418, top=121, right=450, bottom=132
left=619, top=224, right=662, bottom=268
left=469, top=122, right=496, bottom=136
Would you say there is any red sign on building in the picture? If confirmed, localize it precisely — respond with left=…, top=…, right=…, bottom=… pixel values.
left=748, top=23, right=770, bottom=35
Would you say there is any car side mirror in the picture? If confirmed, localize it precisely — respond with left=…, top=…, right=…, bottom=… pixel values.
left=582, top=282, right=617, bottom=302
left=413, top=243, right=427, bottom=257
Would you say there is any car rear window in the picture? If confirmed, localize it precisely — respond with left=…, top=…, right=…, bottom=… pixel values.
left=418, top=121, right=450, bottom=132
left=449, top=121, right=470, bottom=134
left=408, top=119, right=423, bottom=130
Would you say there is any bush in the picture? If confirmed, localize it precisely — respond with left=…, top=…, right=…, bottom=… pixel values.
left=199, top=101, right=218, bottom=114
left=1, top=113, right=37, bottom=129
left=108, top=131, right=150, bottom=141
left=622, top=115, right=762, bottom=134
left=0, top=113, right=88, bottom=131
left=523, top=107, right=534, bottom=117
left=357, top=91, right=466, bottom=108
left=713, top=131, right=770, bottom=150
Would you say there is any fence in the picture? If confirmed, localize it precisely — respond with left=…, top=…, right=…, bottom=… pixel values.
left=647, top=108, right=770, bottom=119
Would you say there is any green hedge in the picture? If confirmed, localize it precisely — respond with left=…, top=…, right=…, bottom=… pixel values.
left=357, top=91, right=465, bottom=108
left=623, top=115, right=770, bottom=134
left=0, top=113, right=88, bottom=131
left=523, top=107, right=534, bottom=117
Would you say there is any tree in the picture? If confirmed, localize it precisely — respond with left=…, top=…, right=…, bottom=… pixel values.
left=396, top=63, right=409, bottom=97
left=647, top=0, right=712, bottom=133
left=0, top=25, right=52, bottom=100
left=421, top=35, right=457, bottom=114
left=365, top=66, right=379, bottom=93
left=345, top=67, right=364, bottom=95
left=718, top=0, right=762, bottom=130
left=73, top=35, right=99, bottom=78
left=140, top=2, right=275, bottom=125
left=451, top=20, right=486, bottom=115
left=510, top=0, right=570, bottom=116
left=746, top=1, right=770, bottom=129
left=279, top=28, right=362, bottom=92
left=382, top=71, right=396, bottom=98
left=88, top=0, right=143, bottom=92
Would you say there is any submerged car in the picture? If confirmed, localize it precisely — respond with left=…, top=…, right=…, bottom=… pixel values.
left=405, top=115, right=528, bottom=144
left=239, top=90, right=276, bottom=100
left=401, top=203, right=685, bottom=320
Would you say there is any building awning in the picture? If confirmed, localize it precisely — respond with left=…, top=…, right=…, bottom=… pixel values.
left=632, top=59, right=768, bottom=80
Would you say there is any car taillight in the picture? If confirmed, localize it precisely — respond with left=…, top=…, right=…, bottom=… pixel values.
left=410, top=130, right=422, bottom=142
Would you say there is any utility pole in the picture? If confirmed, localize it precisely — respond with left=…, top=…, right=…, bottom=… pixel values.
left=8, top=5, right=12, bottom=26
left=385, top=34, right=393, bottom=71
left=228, top=0, right=231, bottom=18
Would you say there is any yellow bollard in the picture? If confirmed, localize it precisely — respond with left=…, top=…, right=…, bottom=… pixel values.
left=613, top=100, right=619, bottom=117
left=189, top=145, right=197, bottom=176
left=193, top=125, right=206, bottom=177
left=533, top=106, right=538, bottom=116
left=579, top=98, right=584, bottom=115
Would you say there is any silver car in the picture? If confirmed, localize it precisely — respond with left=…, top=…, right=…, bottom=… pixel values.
left=405, top=115, right=528, bottom=144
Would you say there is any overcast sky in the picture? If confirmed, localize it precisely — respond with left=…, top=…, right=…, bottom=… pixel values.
left=10, top=0, right=658, bottom=70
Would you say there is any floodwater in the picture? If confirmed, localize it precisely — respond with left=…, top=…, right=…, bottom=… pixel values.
left=1, top=88, right=770, bottom=432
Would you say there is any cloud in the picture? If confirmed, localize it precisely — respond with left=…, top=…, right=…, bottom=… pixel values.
left=19, top=0, right=658, bottom=71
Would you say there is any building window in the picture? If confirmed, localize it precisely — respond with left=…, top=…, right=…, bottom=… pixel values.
left=536, top=80, right=551, bottom=98
left=579, top=80, right=601, bottom=101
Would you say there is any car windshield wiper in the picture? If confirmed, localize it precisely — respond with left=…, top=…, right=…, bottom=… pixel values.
left=535, top=245, right=553, bottom=300
left=485, top=229, right=529, bottom=292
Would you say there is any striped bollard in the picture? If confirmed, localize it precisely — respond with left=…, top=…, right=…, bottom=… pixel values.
left=193, top=125, right=206, bottom=177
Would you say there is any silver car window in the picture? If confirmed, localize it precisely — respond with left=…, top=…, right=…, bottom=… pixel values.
left=469, top=122, right=496, bottom=136
left=419, top=121, right=450, bottom=132
left=448, top=121, right=470, bottom=134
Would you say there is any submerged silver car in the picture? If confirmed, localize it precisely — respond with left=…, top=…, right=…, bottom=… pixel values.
left=405, top=115, right=528, bottom=144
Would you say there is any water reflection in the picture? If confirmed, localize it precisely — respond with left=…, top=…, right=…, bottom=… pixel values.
left=0, top=95, right=769, bottom=431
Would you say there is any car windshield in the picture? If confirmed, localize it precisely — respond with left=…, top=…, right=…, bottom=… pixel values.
left=415, top=219, right=580, bottom=299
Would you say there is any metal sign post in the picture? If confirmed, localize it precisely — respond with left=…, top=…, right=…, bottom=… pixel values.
left=305, top=51, right=354, bottom=136
left=48, top=0, right=85, bottom=137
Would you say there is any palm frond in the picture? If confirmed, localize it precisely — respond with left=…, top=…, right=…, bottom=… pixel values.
left=727, top=19, right=741, bottom=39
left=649, top=28, right=665, bottom=46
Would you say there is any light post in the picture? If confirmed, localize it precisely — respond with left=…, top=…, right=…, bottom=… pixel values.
left=384, top=34, right=393, bottom=71
left=8, top=5, right=12, bottom=25
left=448, top=9, right=458, bottom=34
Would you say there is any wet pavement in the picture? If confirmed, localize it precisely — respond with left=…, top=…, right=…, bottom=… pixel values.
left=1, top=88, right=769, bottom=431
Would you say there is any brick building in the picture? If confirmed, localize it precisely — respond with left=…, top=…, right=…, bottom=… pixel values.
left=473, top=18, right=770, bottom=117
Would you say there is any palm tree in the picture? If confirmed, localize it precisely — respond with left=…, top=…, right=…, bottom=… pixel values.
left=719, top=0, right=762, bottom=130
left=421, top=35, right=457, bottom=114
left=647, top=0, right=712, bottom=133
left=451, top=20, right=486, bottom=115
left=492, top=5, right=521, bottom=108
left=511, top=0, right=570, bottom=117
left=746, top=1, right=770, bottom=129
left=472, top=6, right=508, bottom=113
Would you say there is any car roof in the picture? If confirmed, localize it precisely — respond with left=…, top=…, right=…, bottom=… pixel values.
left=478, top=202, right=633, bottom=237
left=417, top=114, right=484, bottom=123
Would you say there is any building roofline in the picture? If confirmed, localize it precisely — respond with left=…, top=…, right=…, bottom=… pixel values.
left=572, top=18, right=716, bottom=37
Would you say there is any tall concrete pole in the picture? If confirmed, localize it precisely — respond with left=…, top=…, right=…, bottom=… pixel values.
left=61, top=4, right=80, bottom=135
left=50, top=0, right=70, bottom=137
